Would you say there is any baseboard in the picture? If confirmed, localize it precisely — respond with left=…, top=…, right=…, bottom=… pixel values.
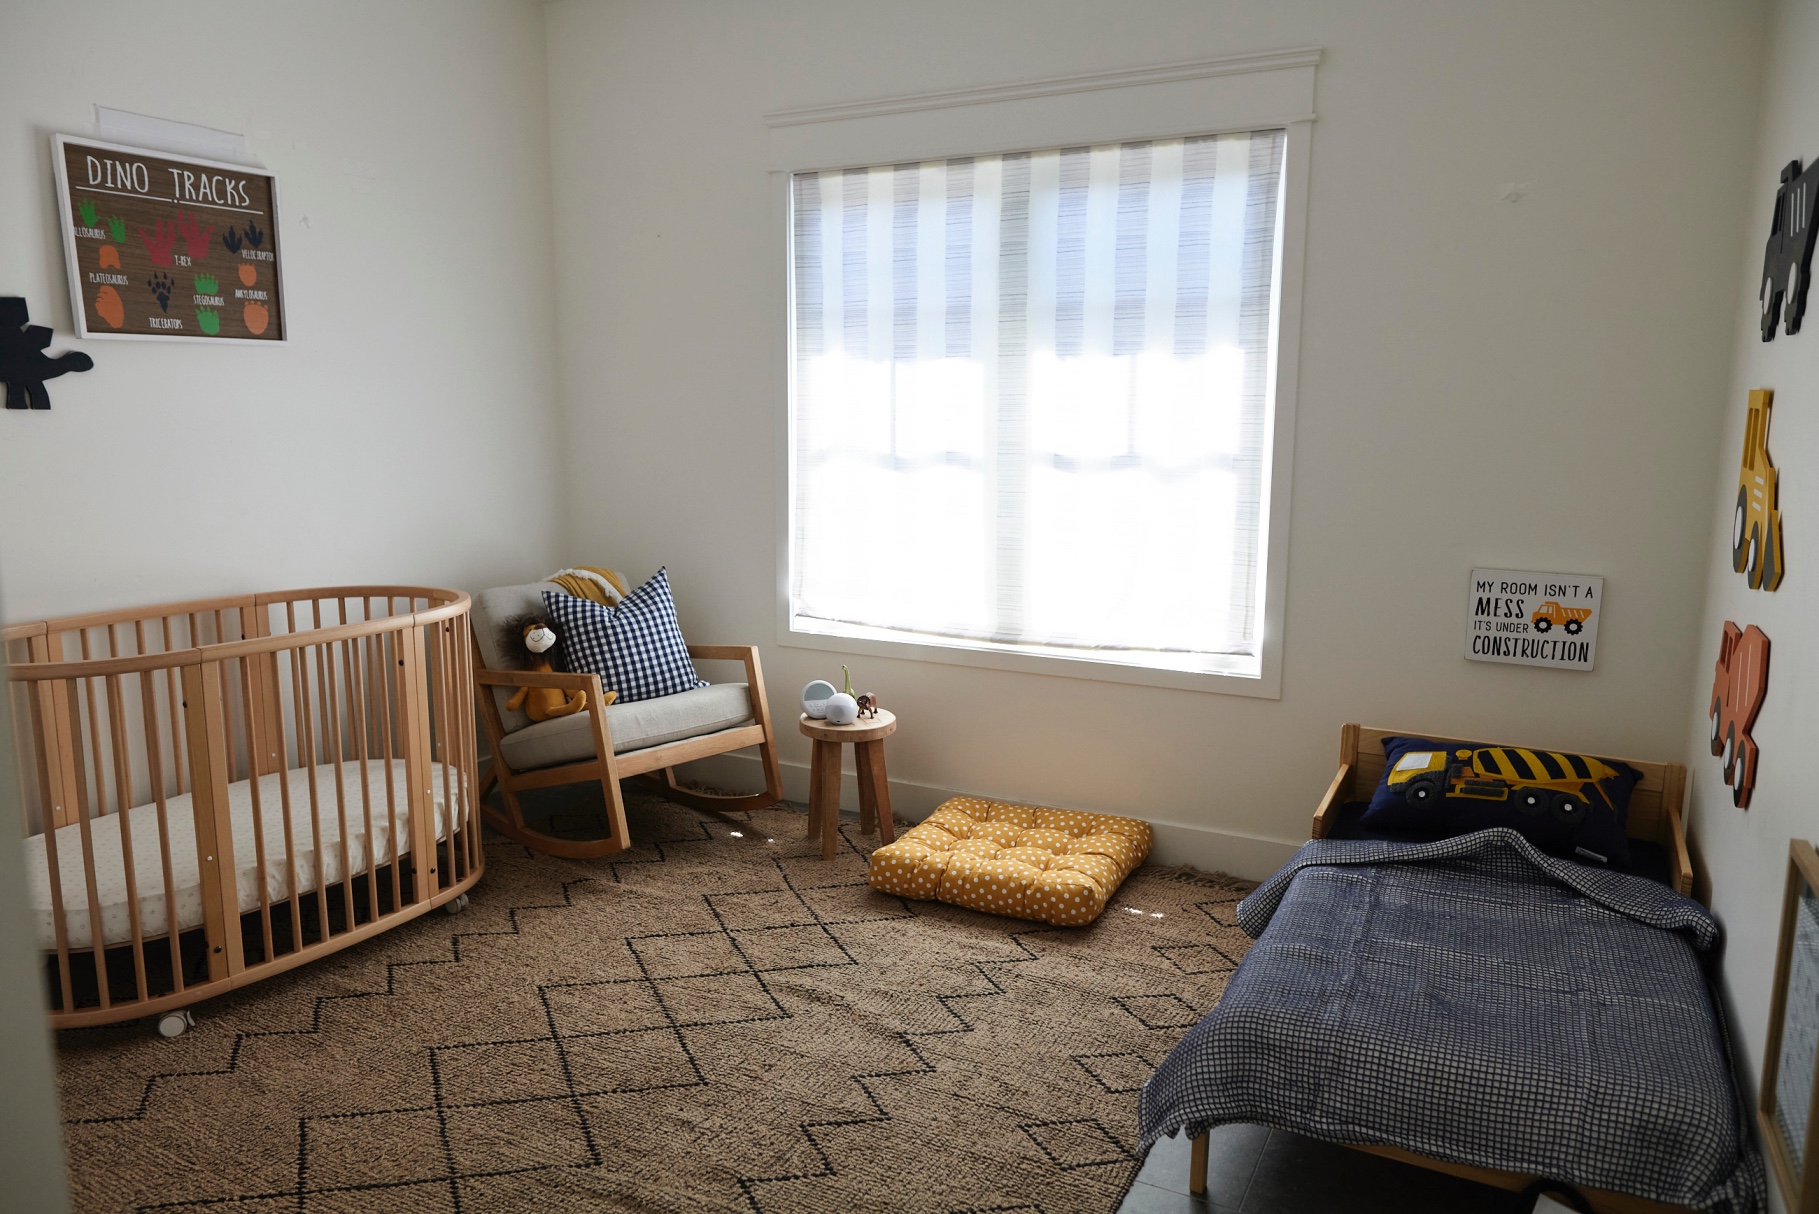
left=676, top=751, right=1303, bottom=883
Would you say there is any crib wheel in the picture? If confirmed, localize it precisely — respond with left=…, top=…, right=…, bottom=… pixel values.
left=156, top=1010, right=195, bottom=1039
left=444, top=893, right=471, bottom=915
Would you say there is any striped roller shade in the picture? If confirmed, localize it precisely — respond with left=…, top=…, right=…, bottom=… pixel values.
left=789, top=129, right=1286, bottom=674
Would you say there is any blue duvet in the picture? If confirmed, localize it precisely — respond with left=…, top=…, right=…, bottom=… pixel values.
left=1139, top=830, right=1766, bottom=1212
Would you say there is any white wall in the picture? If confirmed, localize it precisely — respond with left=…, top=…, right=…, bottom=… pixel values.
left=545, top=0, right=1766, bottom=875
left=0, top=0, right=566, bottom=622
left=0, top=583, right=69, bottom=1209
left=1683, top=0, right=1819, bottom=1162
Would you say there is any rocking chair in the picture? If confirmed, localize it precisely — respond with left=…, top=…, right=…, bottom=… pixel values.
left=471, top=580, right=784, bottom=858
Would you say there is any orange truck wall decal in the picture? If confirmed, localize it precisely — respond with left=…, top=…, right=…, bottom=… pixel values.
left=1709, top=621, right=1770, bottom=808
left=1733, top=389, right=1785, bottom=590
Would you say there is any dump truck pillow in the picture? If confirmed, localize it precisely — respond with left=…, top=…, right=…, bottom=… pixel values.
left=867, top=797, right=1151, bottom=927
left=1360, top=736, right=1640, bottom=870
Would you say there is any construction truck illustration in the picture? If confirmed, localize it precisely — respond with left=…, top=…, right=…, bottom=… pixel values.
left=1709, top=620, right=1770, bottom=809
left=1529, top=601, right=1590, bottom=635
left=1387, top=745, right=1619, bottom=827
left=1732, top=388, right=1785, bottom=591
left=1761, top=157, right=1819, bottom=340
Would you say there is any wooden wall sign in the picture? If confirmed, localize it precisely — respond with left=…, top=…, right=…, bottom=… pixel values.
left=1464, top=568, right=1602, bottom=671
left=1735, top=388, right=1787, bottom=590
left=1763, top=158, right=1819, bottom=341
left=52, top=135, right=285, bottom=343
left=0, top=297, right=93, bottom=409
left=1710, top=621, right=1770, bottom=808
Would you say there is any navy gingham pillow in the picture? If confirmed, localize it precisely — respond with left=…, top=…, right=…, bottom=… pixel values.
left=542, top=568, right=705, bottom=704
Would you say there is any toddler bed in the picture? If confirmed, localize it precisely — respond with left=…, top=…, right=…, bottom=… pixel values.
left=1140, top=724, right=1765, bottom=1214
left=6, top=586, right=483, bottom=1032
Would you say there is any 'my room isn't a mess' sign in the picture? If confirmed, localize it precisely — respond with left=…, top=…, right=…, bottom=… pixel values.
left=1465, top=568, right=1603, bottom=671
left=52, top=135, right=285, bottom=343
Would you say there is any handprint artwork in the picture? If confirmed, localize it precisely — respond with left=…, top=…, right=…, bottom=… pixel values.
left=58, top=136, right=284, bottom=340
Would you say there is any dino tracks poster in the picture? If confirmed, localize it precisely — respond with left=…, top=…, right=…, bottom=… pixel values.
left=53, top=135, right=285, bottom=343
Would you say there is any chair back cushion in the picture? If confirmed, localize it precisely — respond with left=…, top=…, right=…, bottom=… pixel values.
left=543, top=568, right=705, bottom=704
left=472, top=580, right=565, bottom=733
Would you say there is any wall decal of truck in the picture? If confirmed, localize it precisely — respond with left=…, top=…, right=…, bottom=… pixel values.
left=1387, top=745, right=1619, bottom=829
left=1733, top=388, right=1785, bottom=591
left=1529, top=601, right=1590, bottom=635
left=1709, top=620, right=1771, bottom=809
left=1761, top=157, right=1819, bottom=341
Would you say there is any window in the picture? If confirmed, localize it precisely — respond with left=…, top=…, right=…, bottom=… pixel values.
left=786, top=130, right=1291, bottom=686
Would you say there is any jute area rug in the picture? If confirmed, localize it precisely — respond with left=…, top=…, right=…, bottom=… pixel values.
left=57, top=789, right=1254, bottom=1213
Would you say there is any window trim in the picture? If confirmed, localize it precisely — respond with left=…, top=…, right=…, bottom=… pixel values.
left=767, top=51, right=1318, bottom=699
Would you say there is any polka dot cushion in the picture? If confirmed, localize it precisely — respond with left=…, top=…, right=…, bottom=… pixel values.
left=867, top=796, right=1152, bottom=926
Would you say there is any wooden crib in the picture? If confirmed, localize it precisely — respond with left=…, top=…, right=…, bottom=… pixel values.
left=4, top=586, right=483, bottom=1034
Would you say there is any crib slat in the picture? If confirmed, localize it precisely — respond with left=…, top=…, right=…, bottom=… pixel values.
left=77, top=633, right=108, bottom=823
left=323, top=634, right=355, bottom=930
left=397, top=628, right=436, bottom=903
left=298, top=640, right=330, bottom=939
left=459, top=616, right=478, bottom=874
left=236, top=656, right=276, bottom=961
left=104, top=674, right=149, bottom=1004
left=182, top=662, right=242, bottom=981
left=241, top=604, right=283, bottom=779
left=65, top=677, right=109, bottom=1010
left=137, top=661, right=184, bottom=993
left=343, top=637, right=379, bottom=924
left=373, top=630, right=402, bottom=906
left=433, top=621, right=454, bottom=881
left=27, top=633, right=80, bottom=831
left=270, top=646, right=304, bottom=953
left=162, top=618, right=186, bottom=795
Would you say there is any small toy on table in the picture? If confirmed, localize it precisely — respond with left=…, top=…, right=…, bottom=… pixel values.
left=498, top=613, right=613, bottom=722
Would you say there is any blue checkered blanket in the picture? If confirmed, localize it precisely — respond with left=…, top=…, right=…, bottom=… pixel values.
left=1139, top=830, right=1766, bottom=1212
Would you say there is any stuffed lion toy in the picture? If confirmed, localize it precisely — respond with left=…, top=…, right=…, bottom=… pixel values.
left=497, top=614, right=615, bottom=721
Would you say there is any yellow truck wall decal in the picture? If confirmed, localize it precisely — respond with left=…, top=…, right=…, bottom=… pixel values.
left=1733, top=388, right=1785, bottom=591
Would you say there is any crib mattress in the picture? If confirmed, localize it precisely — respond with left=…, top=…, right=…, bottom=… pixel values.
left=23, top=759, right=462, bottom=951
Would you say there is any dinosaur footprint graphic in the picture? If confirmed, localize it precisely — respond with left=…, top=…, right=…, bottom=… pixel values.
left=107, top=216, right=126, bottom=242
left=147, top=272, right=174, bottom=313
left=196, top=308, right=220, bottom=336
left=222, top=226, right=243, bottom=254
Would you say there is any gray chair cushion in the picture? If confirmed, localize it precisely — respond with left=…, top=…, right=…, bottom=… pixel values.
left=497, top=683, right=756, bottom=773
left=473, top=581, right=565, bottom=733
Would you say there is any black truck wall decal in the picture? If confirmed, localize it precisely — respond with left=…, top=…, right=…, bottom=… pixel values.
left=1761, top=158, right=1819, bottom=341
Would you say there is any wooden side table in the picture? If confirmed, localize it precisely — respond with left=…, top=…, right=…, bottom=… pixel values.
left=798, top=709, right=897, bottom=860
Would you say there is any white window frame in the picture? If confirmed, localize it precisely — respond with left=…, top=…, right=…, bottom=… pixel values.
left=767, top=47, right=1319, bottom=699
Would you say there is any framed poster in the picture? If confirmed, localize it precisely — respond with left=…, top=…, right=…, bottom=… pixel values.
left=51, top=134, right=285, bottom=343
left=1762, top=839, right=1819, bottom=1213
left=1464, top=568, right=1603, bottom=671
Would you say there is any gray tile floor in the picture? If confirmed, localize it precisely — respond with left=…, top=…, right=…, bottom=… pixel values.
left=1121, top=1124, right=1514, bottom=1213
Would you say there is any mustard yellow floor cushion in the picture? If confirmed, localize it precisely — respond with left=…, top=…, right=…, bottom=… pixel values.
left=867, top=796, right=1153, bottom=926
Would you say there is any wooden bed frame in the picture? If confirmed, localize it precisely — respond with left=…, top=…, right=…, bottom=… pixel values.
left=1187, top=722, right=1698, bottom=1214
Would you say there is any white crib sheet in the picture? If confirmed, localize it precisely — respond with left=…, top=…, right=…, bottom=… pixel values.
left=23, top=759, right=464, bottom=951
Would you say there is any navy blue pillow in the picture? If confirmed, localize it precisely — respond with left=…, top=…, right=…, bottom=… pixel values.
left=1358, top=736, right=1640, bottom=869
left=542, top=568, right=705, bottom=704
